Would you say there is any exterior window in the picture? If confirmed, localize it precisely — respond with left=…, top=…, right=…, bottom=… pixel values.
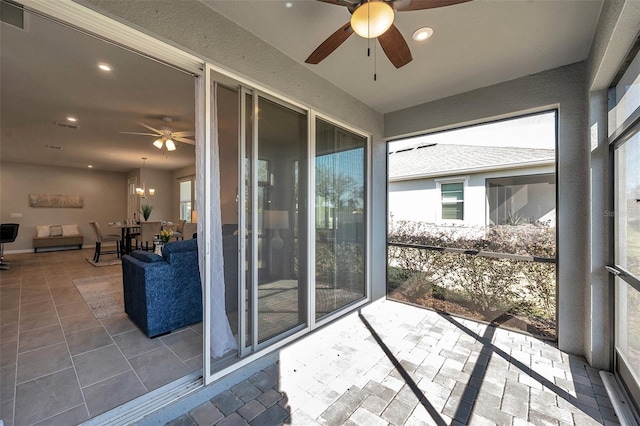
left=180, top=179, right=195, bottom=222
left=441, top=182, right=463, bottom=220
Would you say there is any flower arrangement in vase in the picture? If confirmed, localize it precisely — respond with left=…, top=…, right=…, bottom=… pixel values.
left=159, top=229, right=173, bottom=244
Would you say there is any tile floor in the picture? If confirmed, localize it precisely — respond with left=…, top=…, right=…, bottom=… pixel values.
left=0, top=248, right=202, bottom=426
left=167, top=301, right=620, bottom=426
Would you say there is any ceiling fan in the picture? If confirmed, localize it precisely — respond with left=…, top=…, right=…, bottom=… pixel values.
left=306, top=0, right=472, bottom=69
left=120, top=116, right=195, bottom=153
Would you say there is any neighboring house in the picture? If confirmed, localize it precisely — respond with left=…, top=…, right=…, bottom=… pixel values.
left=388, top=143, right=555, bottom=226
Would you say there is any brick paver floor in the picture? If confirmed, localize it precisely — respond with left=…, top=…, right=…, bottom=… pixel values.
left=167, top=300, right=619, bottom=425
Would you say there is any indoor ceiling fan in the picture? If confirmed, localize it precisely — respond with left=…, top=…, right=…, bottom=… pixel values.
left=120, top=116, right=195, bottom=153
left=306, top=0, right=472, bottom=69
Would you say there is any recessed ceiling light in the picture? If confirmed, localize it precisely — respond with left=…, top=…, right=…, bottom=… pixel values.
left=98, top=63, right=112, bottom=72
left=412, top=27, right=434, bottom=42
left=66, top=116, right=77, bottom=122
left=88, top=165, right=93, bottom=168
left=285, top=2, right=293, bottom=8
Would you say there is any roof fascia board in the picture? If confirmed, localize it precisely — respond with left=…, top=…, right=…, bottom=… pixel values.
left=389, top=158, right=555, bottom=182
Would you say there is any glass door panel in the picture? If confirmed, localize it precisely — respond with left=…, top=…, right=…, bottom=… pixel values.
left=254, top=96, right=308, bottom=345
left=315, top=119, right=367, bottom=319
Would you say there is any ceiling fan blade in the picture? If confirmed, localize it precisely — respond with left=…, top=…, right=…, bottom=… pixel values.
left=136, top=122, right=163, bottom=135
left=172, top=130, right=195, bottom=137
left=305, top=22, right=354, bottom=65
left=395, top=0, right=472, bottom=12
left=378, top=24, right=413, bottom=68
left=316, top=0, right=360, bottom=7
left=173, top=136, right=195, bottom=145
left=119, top=132, right=158, bottom=137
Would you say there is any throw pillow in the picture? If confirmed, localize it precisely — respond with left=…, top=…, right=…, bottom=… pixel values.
left=61, top=224, right=79, bottom=236
left=36, top=225, right=50, bottom=238
left=49, top=225, right=63, bottom=237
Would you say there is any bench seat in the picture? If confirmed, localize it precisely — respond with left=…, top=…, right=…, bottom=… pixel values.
left=33, top=235, right=83, bottom=252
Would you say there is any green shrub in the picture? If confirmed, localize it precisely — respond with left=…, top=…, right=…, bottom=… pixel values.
left=387, top=220, right=557, bottom=331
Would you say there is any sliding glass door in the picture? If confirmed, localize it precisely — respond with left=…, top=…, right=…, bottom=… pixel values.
left=210, top=69, right=369, bottom=376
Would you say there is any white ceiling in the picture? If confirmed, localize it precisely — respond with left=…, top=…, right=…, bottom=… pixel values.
left=0, top=0, right=603, bottom=172
left=201, top=0, right=604, bottom=114
left=0, top=7, right=196, bottom=172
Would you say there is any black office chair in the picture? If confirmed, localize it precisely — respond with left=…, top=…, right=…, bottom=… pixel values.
left=1, top=223, right=19, bottom=270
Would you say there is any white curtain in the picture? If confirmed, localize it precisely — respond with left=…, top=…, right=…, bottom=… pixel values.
left=196, top=77, right=236, bottom=358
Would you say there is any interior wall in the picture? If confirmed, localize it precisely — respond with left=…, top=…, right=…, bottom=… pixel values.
left=140, top=168, right=173, bottom=223
left=385, top=62, right=589, bottom=356
left=126, top=167, right=174, bottom=223
left=0, top=161, right=127, bottom=250
left=80, top=0, right=387, bottom=300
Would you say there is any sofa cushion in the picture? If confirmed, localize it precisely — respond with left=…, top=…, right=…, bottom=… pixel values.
left=130, top=251, right=164, bottom=263
left=49, top=225, right=63, bottom=237
left=62, top=224, right=80, bottom=236
left=36, top=225, right=50, bottom=238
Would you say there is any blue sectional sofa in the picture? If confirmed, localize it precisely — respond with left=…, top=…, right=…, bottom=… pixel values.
left=122, top=238, right=202, bottom=338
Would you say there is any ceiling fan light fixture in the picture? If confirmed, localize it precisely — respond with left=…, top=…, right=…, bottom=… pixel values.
left=412, top=27, right=433, bottom=41
left=351, top=1, right=394, bottom=39
left=165, top=139, right=176, bottom=151
left=153, top=138, right=164, bottom=149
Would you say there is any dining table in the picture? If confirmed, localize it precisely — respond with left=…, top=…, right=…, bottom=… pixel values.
left=108, top=222, right=141, bottom=256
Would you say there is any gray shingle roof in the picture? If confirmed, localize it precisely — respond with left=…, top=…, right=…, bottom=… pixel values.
left=389, top=144, right=555, bottom=179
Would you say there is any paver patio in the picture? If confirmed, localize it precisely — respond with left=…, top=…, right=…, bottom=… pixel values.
left=167, top=300, right=619, bottom=425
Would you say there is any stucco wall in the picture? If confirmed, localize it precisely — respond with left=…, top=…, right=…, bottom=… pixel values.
left=385, top=62, right=588, bottom=356
left=78, top=0, right=387, bottom=300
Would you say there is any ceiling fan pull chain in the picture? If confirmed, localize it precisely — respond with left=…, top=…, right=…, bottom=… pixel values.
left=374, top=35, right=377, bottom=81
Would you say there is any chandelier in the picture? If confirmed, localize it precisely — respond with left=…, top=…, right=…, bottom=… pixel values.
left=136, top=157, right=155, bottom=198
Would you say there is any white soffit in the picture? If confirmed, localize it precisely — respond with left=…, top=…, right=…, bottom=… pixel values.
left=18, top=0, right=204, bottom=75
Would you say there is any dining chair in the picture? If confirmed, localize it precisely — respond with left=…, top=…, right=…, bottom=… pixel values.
left=135, top=221, right=162, bottom=251
left=89, top=221, right=121, bottom=262
left=170, top=220, right=186, bottom=241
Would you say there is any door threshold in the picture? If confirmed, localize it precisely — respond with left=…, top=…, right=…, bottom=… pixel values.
left=81, top=372, right=203, bottom=426
left=600, top=371, right=639, bottom=426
